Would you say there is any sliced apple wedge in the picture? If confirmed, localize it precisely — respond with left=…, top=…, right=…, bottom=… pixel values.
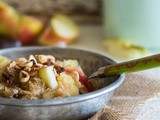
left=51, top=14, right=79, bottom=41
left=39, top=66, right=58, bottom=89
left=39, top=13, right=79, bottom=45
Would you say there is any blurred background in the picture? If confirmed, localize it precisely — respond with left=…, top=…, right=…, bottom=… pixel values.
left=1, top=0, right=159, bottom=61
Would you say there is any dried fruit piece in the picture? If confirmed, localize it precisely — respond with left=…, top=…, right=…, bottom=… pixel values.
left=54, top=66, right=65, bottom=74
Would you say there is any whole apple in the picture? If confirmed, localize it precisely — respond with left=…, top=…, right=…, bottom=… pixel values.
left=16, top=15, right=44, bottom=45
left=0, top=1, right=19, bottom=38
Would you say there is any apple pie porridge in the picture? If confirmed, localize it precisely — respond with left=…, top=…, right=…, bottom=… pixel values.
left=0, top=55, right=92, bottom=100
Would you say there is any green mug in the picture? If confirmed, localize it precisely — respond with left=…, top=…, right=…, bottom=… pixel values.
left=103, top=0, right=160, bottom=49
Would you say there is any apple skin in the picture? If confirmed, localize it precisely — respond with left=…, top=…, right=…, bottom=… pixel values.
left=16, top=15, right=44, bottom=45
left=39, top=14, right=79, bottom=46
left=0, top=1, right=19, bottom=38
left=65, top=68, right=93, bottom=92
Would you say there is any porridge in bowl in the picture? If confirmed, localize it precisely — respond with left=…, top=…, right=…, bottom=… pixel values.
left=0, top=55, right=92, bottom=100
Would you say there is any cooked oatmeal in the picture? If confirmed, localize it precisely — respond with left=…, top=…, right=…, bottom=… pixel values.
left=0, top=55, right=91, bottom=100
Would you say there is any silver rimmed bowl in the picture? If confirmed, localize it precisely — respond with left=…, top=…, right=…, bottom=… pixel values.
left=0, top=47, right=125, bottom=120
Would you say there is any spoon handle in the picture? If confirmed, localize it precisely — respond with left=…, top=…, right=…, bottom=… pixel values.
left=90, top=54, right=160, bottom=78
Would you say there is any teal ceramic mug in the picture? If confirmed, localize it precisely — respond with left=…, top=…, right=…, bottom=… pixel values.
left=103, top=0, right=160, bottom=49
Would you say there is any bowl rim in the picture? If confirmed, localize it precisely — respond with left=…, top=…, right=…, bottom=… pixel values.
left=0, top=46, right=125, bottom=107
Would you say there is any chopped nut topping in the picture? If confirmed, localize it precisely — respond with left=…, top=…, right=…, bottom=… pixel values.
left=19, top=70, right=30, bottom=83
left=29, top=69, right=38, bottom=77
left=19, top=61, right=33, bottom=68
left=29, top=55, right=37, bottom=65
left=0, top=54, right=88, bottom=99
left=36, top=55, right=55, bottom=64
left=8, top=61, right=16, bottom=68
left=16, top=58, right=27, bottom=64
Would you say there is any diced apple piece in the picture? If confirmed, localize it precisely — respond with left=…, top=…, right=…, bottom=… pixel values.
left=0, top=1, right=19, bottom=37
left=67, top=71, right=81, bottom=88
left=39, top=13, right=79, bottom=46
left=67, top=71, right=89, bottom=94
left=0, top=55, right=10, bottom=68
left=39, top=66, right=58, bottom=89
left=64, top=59, right=83, bottom=72
left=16, top=15, right=44, bottom=45
left=64, top=60, right=79, bottom=69
left=55, top=73, right=79, bottom=97
left=0, top=55, right=10, bottom=78
left=65, top=68, right=92, bottom=92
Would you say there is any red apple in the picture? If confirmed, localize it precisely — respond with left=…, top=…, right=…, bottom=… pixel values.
left=39, top=13, right=79, bottom=46
left=0, top=1, right=19, bottom=37
left=16, top=15, right=44, bottom=45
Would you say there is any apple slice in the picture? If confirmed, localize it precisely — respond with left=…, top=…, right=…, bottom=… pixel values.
left=51, top=14, right=79, bottom=41
left=39, top=13, right=79, bottom=45
left=39, top=66, right=58, bottom=89
left=65, top=68, right=92, bottom=92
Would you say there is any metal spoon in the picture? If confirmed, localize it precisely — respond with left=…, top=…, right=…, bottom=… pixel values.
left=89, top=54, right=160, bottom=78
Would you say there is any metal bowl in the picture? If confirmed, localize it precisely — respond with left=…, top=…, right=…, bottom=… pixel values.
left=0, top=47, right=125, bottom=120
